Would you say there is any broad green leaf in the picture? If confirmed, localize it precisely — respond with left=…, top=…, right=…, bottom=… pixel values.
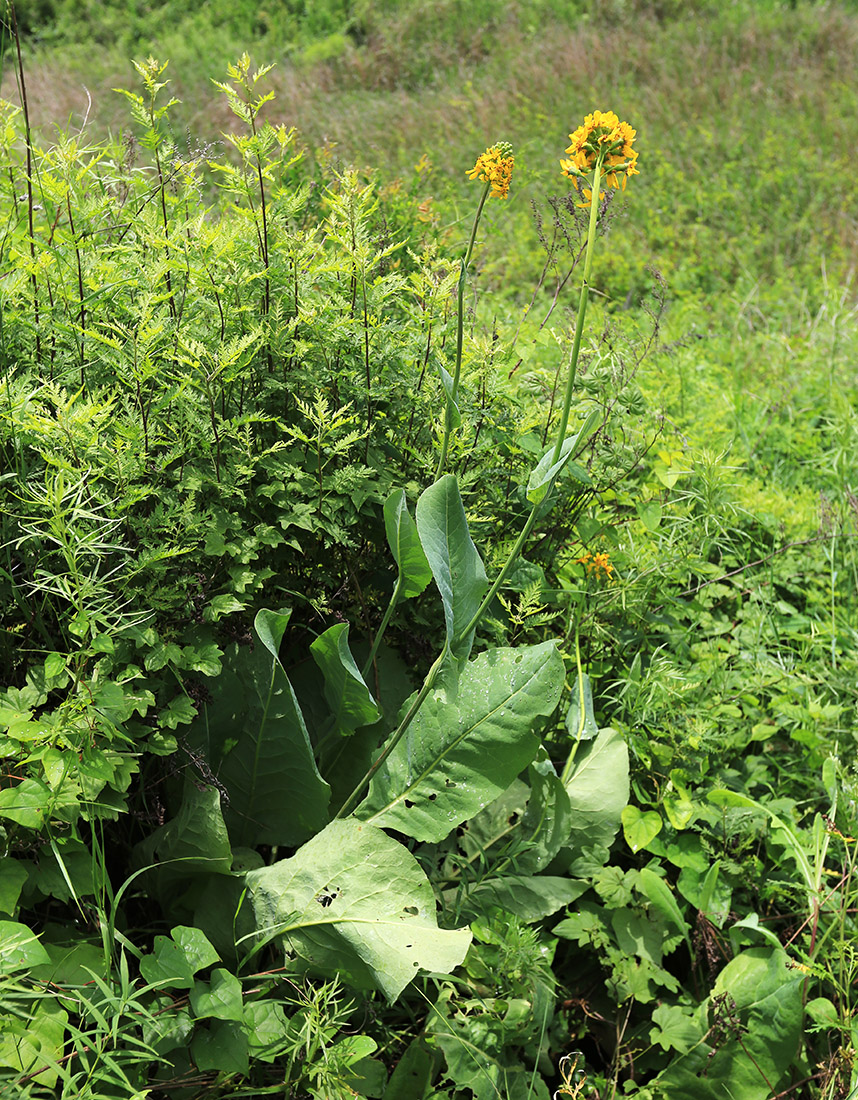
left=246, top=819, right=471, bottom=1002
left=356, top=642, right=565, bottom=842
left=191, top=967, right=244, bottom=1021
left=562, top=727, right=629, bottom=875
left=0, top=858, right=28, bottom=915
left=678, top=862, right=732, bottom=928
left=0, top=1000, right=67, bottom=1088
left=191, top=1019, right=248, bottom=1075
left=516, top=751, right=572, bottom=873
left=451, top=875, right=587, bottom=923
left=243, top=1001, right=291, bottom=1062
left=0, top=920, right=51, bottom=972
left=416, top=475, right=488, bottom=659
left=654, top=949, right=803, bottom=1100
left=622, top=806, right=663, bottom=853
left=384, top=1038, right=437, bottom=1100
left=0, top=778, right=50, bottom=828
left=384, top=488, right=432, bottom=598
left=649, top=1002, right=706, bottom=1054
left=566, top=670, right=598, bottom=742
left=311, top=623, right=380, bottom=736
left=195, top=613, right=331, bottom=847
left=140, top=934, right=198, bottom=990
left=636, top=867, right=691, bottom=954
left=172, top=926, right=220, bottom=972
left=525, top=408, right=599, bottom=504
left=134, top=777, right=233, bottom=900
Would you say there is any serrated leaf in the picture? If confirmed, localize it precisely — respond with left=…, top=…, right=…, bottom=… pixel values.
left=246, top=819, right=470, bottom=1002
left=384, top=488, right=432, bottom=599
left=311, top=623, right=380, bottom=736
left=356, top=642, right=565, bottom=842
left=416, top=475, right=487, bottom=660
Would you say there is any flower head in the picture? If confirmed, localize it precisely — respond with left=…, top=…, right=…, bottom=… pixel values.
left=560, top=110, right=638, bottom=202
left=467, top=142, right=515, bottom=199
left=576, top=551, right=615, bottom=582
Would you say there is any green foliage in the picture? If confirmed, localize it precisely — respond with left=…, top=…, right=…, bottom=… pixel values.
left=0, top=2, right=857, bottom=1097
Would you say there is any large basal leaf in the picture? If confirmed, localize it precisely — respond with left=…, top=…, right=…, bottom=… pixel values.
left=310, top=623, right=380, bottom=736
left=356, top=642, right=565, bottom=842
left=415, top=475, right=488, bottom=660
left=450, top=875, right=588, bottom=923
left=562, top=727, right=630, bottom=876
left=384, top=488, right=432, bottom=599
left=653, top=949, right=803, bottom=1100
left=516, top=750, right=573, bottom=874
left=194, top=609, right=330, bottom=848
left=134, top=777, right=233, bottom=900
left=246, top=819, right=471, bottom=1002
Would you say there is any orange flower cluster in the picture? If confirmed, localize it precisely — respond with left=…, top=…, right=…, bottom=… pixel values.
left=560, top=110, right=639, bottom=204
left=467, top=142, right=515, bottom=199
left=576, top=551, right=615, bottom=581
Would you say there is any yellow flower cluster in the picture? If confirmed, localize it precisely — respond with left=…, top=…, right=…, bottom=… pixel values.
left=560, top=110, right=639, bottom=203
left=467, top=142, right=515, bottom=199
left=576, top=551, right=615, bottom=581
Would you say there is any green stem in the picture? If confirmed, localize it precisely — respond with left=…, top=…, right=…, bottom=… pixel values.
left=561, top=626, right=586, bottom=784
left=335, top=642, right=450, bottom=820
left=361, top=574, right=403, bottom=681
left=456, top=168, right=604, bottom=645
left=435, top=182, right=491, bottom=479
left=552, top=159, right=602, bottom=463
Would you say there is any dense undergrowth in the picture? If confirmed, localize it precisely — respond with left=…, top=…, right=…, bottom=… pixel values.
left=1, top=2, right=857, bottom=1098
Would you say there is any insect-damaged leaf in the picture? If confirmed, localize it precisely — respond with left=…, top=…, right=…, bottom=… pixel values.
left=245, top=819, right=470, bottom=1002
left=355, top=642, right=565, bottom=842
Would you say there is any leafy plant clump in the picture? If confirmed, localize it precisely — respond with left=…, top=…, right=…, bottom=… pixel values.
left=2, top=5, right=858, bottom=1099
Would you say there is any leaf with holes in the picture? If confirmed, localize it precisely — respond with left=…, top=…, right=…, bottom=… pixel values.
left=246, top=819, right=470, bottom=1002
left=356, top=642, right=564, bottom=842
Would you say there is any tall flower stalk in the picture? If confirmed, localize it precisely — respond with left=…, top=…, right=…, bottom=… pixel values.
left=553, top=110, right=638, bottom=462
left=338, top=116, right=637, bottom=819
left=435, top=142, right=515, bottom=479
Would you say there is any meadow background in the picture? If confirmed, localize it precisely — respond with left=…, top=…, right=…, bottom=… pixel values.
left=1, top=1, right=857, bottom=1098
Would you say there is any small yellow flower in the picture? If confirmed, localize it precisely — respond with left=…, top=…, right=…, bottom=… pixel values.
left=467, top=142, right=515, bottom=199
left=576, top=551, right=615, bottom=581
left=560, top=110, right=639, bottom=203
